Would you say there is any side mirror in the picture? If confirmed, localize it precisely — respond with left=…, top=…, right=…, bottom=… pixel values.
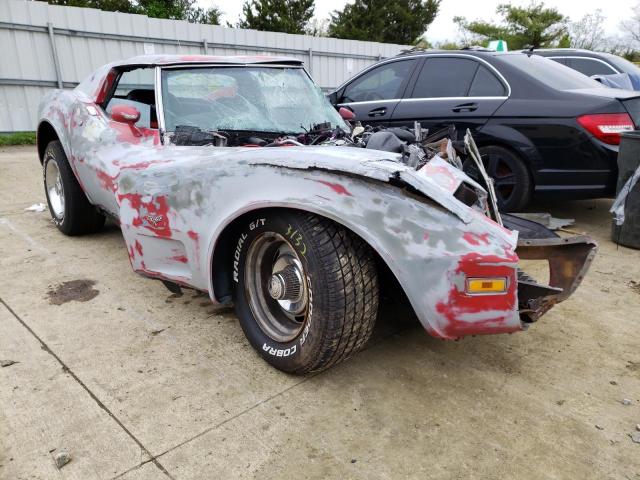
left=111, top=105, right=140, bottom=125
left=339, top=107, right=355, bottom=121
left=327, top=91, right=338, bottom=105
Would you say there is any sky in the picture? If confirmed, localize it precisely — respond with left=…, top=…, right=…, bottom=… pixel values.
left=196, top=0, right=638, bottom=44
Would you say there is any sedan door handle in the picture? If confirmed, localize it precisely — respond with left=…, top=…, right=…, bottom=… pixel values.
left=368, top=107, right=387, bottom=117
left=452, top=102, right=478, bottom=113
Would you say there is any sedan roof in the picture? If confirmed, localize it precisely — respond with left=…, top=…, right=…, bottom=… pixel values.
left=113, top=54, right=303, bottom=67
left=395, top=48, right=520, bottom=58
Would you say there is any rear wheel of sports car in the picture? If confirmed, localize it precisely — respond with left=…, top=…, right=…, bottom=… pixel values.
left=43, top=140, right=105, bottom=236
left=233, top=212, right=379, bottom=374
left=464, top=145, right=532, bottom=212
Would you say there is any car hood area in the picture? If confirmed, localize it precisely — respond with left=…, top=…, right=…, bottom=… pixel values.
left=209, top=145, right=488, bottom=225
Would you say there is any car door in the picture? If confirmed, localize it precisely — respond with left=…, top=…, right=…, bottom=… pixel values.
left=335, top=58, right=418, bottom=125
left=389, top=55, right=508, bottom=134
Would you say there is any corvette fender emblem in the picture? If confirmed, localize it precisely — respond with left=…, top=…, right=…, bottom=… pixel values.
left=144, top=214, right=165, bottom=227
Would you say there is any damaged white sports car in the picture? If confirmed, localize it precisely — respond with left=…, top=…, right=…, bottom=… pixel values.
left=36, top=55, right=596, bottom=373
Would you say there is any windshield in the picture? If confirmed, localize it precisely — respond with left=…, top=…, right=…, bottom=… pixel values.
left=498, top=54, right=606, bottom=90
left=161, top=66, right=348, bottom=135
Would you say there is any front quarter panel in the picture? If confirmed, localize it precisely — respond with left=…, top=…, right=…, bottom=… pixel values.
left=115, top=147, right=522, bottom=339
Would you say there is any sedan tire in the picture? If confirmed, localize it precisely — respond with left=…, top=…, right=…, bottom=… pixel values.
left=465, top=145, right=532, bottom=212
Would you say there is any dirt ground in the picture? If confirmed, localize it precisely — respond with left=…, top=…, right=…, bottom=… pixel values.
left=0, top=145, right=639, bottom=480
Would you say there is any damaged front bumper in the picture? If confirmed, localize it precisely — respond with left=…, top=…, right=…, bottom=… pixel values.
left=516, top=235, right=597, bottom=324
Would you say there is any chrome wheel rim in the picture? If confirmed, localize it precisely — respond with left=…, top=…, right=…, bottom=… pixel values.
left=45, top=158, right=65, bottom=220
left=245, top=233, right=308, bottom=343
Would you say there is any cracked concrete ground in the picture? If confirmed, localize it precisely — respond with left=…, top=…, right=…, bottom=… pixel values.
left=1, top=145, right=639, bottom=479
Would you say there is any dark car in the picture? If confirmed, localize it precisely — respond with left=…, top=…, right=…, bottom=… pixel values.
left=328, top=50, right=640, bottom=211
left=533, top=48, right=640, bottom=91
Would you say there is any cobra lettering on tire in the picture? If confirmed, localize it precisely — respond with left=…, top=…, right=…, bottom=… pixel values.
left=232, top=211, right=378, bottom=374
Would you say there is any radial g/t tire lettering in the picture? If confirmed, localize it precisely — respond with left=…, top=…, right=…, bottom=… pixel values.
left=233, top=211, right=379, bottom=373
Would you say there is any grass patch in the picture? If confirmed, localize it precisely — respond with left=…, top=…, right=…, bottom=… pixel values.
left=0, top=132, right=36, bottom=146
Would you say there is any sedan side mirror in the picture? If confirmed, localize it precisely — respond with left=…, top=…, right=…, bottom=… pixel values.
left=339, top=107, right=355, bottom=121
left=111, top=105, right=140, bottom=125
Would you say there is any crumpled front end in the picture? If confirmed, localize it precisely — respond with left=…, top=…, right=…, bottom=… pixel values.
left=516, top=236, right=597, bottom=324
left=429, top=248, right=522, bottom=339
left=419, top=226, right=597, bottom=340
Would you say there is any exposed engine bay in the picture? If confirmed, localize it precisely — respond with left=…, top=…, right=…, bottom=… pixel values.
left=169, top=121, right=503, bottom=224
left=170, top=121, right=448, bottom=166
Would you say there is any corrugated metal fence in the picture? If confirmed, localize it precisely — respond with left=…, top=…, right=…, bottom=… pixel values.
left=0, top=0, right=408, bottom=132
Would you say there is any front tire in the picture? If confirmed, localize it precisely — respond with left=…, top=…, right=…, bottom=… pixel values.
left=233, top=211, right=379, bottom=374
left=43, top=140, right=105, bottom=235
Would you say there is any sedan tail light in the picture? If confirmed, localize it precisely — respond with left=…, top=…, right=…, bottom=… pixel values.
left=577, top=113, right=634, bottom=145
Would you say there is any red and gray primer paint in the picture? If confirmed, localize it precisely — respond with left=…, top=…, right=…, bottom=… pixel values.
left=36, top=55, right=579, bottom=340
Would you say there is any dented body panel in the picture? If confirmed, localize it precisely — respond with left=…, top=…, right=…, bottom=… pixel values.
left=37, top=55, right=593, bottom=341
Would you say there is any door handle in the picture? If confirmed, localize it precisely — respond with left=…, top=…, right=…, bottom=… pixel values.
left=452, top=102, right=478, bottom=113
left=368, top=107, right=387, bottom=117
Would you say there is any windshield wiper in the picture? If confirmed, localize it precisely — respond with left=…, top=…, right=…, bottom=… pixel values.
left=172, top=125, right=228, bottom=147
left=309, top=121, right=333, bottom=133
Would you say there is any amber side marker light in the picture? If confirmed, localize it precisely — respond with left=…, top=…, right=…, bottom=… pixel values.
left=466, top=277, right=508, bottom=295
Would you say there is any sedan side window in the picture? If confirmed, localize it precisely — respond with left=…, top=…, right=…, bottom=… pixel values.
left=468, top=65, right=506, bottom=96
left=410, top=57, right=479, bottom=98
left=341, top=60, right=414, bottom=103
left=568, top=58, right=617, bottom=76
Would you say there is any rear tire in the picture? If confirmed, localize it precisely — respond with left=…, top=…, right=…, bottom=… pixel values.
left=233, top=211, right=379, bottom=374
left=43, top=140, right=105, bottom=236
left=464, top=145, right=532, bottom=212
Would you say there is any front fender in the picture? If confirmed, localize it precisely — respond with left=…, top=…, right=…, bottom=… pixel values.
left=115, top=154, right=521, bottom=339
left=200, top=167, right=521, bottom=339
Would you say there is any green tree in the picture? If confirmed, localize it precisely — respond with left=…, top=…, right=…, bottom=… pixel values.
left=454, top=2, right=567, bottom=49
left=189, top=6, right=222, bottom=25
left=436, top=41, right=462, bottom=50
left=37, top=0, right=137, bottom=12
left=136, top=0, right=220, bottom=23
left=37, top=0, right=222, bottom=24
left=414, top=38, right=433, bottom=49
left=236, top=0, right=314, bottom=34
left=328, top=0, right=440, bottom=45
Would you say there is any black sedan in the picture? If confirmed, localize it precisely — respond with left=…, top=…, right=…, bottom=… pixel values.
left=328, top=50, right=640, bottom=211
